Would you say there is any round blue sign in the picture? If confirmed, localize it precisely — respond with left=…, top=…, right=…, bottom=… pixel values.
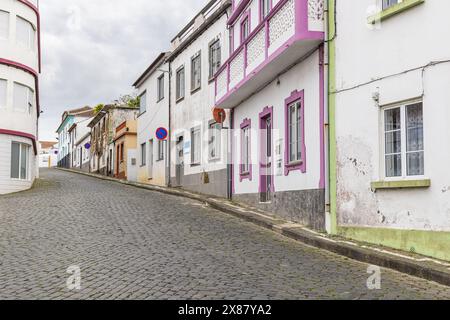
left=84, top=143, right=91, bottom=149
left=156, top=127, right=168, bottom=140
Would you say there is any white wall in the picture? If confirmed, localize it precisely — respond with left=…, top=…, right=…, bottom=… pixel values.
left=335, top=0, right=450, bottom=231
left=170, top=10, right=231, bottom=180
left=233, top=50, right=322, bottom=195
left=136, top=61, right=170, bottom=186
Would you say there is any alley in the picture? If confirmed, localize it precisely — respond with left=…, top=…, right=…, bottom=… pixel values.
left=0, top=169, right=449, bottom=300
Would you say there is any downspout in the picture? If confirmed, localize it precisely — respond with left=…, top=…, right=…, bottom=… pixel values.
left=227, top=109, right=234, bottom=200
left=167, top=61, right=172, bottom=187
left=327, top=0, right=338, bottom=235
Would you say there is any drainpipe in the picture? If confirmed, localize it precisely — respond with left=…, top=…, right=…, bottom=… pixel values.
left=324, top=0, right=331, bottom=234
left=167, top=61, right=172, bottom=187
left=227, top=108, right=234, bottom=200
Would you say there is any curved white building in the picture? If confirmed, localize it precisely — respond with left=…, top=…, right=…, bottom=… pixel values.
left=0, top=0, right=40, bottom=194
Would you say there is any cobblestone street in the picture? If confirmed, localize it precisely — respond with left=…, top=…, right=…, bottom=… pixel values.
left=0, top=169, right=448, bottom=300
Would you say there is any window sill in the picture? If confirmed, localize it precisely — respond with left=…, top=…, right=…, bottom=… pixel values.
left=157, top=97, right=164, bottom=103
left=190, top=163, right=200, bottom=167
left=367, top=0, right=425, bottom=24
left=191, top=86, right=201, bottom=95
left=371, top=179, right=431, bottom=191
left=175, top=96, right=185, bottom=104
left=285, top=160, right=305, bottom=175
left=137, top=111, right=147, bottom=119
left=240, top=172, right=252, bottom=182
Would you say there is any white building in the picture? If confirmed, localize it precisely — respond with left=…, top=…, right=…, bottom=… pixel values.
left=134, top=52, right=170, bottom=186
left=38, top=141, right=58, bottom=168
left=56, top=106, right=93, bottom=168
left=331, top=0, right=450, bottom=260
left=213, top=0, right=326, bottom=229
left=168, top=0, right=232, bottom=197
left=0, top=0, right=41, bottom=194
left=70, top=118, right=92, bottom=172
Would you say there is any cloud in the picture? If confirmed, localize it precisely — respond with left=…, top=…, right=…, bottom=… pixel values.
left=39, top=0, right=206, bottom=140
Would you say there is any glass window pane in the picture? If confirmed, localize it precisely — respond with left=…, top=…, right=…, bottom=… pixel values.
left=385, top=107, right=401, bottom=131
left=11, top=142, right=20, bottom=179
left=407, top=152, right=424, bottom=176
left=139, top=93, right=146, bottom=113
left=385, top=131, right=401, bottom=154
left=21, top=144, right=28, bottom=179
left=406, top=103, right=423, bottom=152
left=296, top=103, right=302, bottom=161
left=385, top=154, right=402, bottom=177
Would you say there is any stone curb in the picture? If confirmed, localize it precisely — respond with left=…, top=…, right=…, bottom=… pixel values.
left=56, top=167, right=450, bottom=287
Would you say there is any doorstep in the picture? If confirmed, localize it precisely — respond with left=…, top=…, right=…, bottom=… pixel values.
left=56, top=167, right=450, bottom=287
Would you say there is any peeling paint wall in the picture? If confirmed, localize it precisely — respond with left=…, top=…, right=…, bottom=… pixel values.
left=334, top=0, right=450, bottom=232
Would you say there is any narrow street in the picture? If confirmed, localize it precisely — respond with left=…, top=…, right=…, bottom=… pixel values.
left=0, top=169, right=449, bottom=300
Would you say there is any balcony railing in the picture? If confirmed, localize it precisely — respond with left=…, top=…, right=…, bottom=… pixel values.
left=215, top=0, right=324, bottom=108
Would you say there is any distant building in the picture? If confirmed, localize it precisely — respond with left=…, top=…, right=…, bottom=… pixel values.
left=56, top=106, right=94, bottom=168
left=87, top=104, right=139, bottom=176
left=38, top=141, right=58, bottom=168
left=134, top=52, right=170, bottom=186
left=0, top=0, right=41, bottom=194
left=113, top=120, right=138, bottom=182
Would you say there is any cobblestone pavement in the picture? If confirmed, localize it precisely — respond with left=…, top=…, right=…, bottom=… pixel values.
left=0, top=169, right=449, bottom=300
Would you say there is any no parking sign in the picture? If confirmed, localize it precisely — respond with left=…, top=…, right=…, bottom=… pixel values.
left=156, top=127, right=168, bottom=140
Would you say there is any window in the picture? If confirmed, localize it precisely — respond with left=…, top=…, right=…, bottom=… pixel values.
left=240, top=14, right=250, bottom=44
left=208, top=122, right=221, bottom=161
left=0, top=11, right=9, bottom=39
left=157, top=140, right=164, bottom=161
left=120, top=143, right=124, bottom=162
left=11, top=142, right=30, bottom=180
left=191, top=53, right=201, bottom=92
left=139, top=92, right=146, bottom=114
left=141, top=143, right=146, bottom=166
left=16, top=16, right=35, bottom=51
left=13, top=83, right=34, bottom=114
left=260, top=0, right=271, bottom=21
left=383, top=102, right=424, bottom=178
left=288, top=100, right=303, bottom=163
left=191, top=126, right=201, bottom=165
left=176, top=66, right=185, bottom=101
left=240, top=120, right=251, bottom=180
left=382, top=0, right=400, bottom=10
left=0, top=79, right=6, bottom=108
left=229, top=26, right=234, bottom=55
left=157, top=74, right=164, bottom=101
left=209, top=40, right=221, bottom=79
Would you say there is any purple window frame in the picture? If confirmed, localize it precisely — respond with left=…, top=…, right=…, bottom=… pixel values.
left=240, top=10, right=251, bottom=45
left=259, top=0, right=272, bottom=23
left=284, top=90, right=306, bottom=176
left=240, top=118, right=252, bottom=182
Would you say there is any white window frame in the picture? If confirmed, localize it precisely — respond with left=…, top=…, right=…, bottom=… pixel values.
left=191, top=126, right=201, bottom=166
left=288, top=100, right=303, bottom=164
left=208, top=121, right=221, bottom=161
left=381, top=100, right=425, bottom=180
left=191, top=52, right=201, bottom=92
left=208, top=39, right=221, bottom=80
left=139, top=91, right=147, bottom=114
left=157, top=74, right=164, bottom=102
left=176, top=66, right=185, bottom=101
left=242, top=126, right=250, bottom=174
left=10, top=142, right=30, bottom=180
left=141, top=142, right=146, bottom=166
left=157, top=140, right=164, bottom=161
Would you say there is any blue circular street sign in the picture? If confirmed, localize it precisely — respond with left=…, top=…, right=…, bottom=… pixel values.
left=156, top=127, right=168, bottom=141
left=84, top=143, right=91, bottom=149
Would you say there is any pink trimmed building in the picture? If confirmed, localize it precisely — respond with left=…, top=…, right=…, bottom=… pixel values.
left=0, top=0, right=41, bottom=194
left=214, top=0, right=327, bottom=229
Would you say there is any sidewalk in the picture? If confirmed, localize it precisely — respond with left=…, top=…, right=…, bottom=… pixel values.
left=57, top=167, right=450, bottom=287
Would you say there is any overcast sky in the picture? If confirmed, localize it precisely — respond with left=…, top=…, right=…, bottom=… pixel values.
left=39, top=0, right=206, bottom=141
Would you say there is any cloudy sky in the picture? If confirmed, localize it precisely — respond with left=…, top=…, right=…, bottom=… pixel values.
left=39, top=0, right=205, bottom=141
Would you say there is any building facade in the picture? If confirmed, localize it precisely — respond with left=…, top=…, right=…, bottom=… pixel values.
left=113, top=120, right=138, bottom=181
left=134, top=52, right=170, bottom=186
left=56, top=106, right=93, bottom=168
left=214, top=0, right=326, bottom=229
left=0, top=0, right=41, bottom=194
left=38, top=141, right=58, bottom=168
left=88, top=104, right=139, bottom=176
left=168, top=0, right=232, bottom=198
left=329, top=0, right=450, bottom=260
left=73, top=132, right=90, bottom=172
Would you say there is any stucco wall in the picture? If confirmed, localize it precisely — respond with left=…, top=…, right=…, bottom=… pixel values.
left=334, top=0, right=450, bottom=232
left=169, top=9, right=231, bottom=197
